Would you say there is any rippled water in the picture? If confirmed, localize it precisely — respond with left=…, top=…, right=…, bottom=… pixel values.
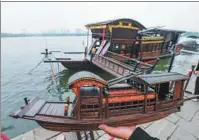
left=1, top=36, right=199, bottom=138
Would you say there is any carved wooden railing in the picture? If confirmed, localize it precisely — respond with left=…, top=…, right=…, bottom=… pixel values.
left=105, top=51, right=155, bottom=73
left=80, top=96, right=101, bottom=119
left=92, top=52, right=156, bottom=77
left=92, top=54, right=136, bottom=77
left=106, top=92, right=156, bottom=117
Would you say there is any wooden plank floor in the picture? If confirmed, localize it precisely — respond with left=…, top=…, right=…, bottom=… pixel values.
left=38, top=103, right=65, bottom=116
left=25, top=100, right=46, bottom=117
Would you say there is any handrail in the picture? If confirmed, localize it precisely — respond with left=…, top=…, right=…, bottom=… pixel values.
left=105, top=56, right=139, bottom=71
left=106, top=51, right=153, bottom=67
left=108, top=93, right=145, bottom=97
left=107, top=51, right=139, bottom=63
left=107, top=72, right=143, bottom=86
left=93, top=54, right=136, bottom=72
left=92, top=54, right=133, bottom=77
left=92, top=53, right=154, bottom=77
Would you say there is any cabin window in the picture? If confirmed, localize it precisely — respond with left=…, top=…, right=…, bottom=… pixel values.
left=146, top=44, right=150, bottom=52
left=142, top=44, right=146, bottom=52
left=160, top=43, right=163, bottom=50
left=152, top=44, right=157, bottom=51
left=150, top=44, right=154, bottom=52
left=148, top=44, right=153, bottom=52
left=80, top=86, right=100, bottom=96
left=142, top=44, right=149, bottom=52
left=156, top=44, right=161, bottom=51
left=127, top=44, right=137, bottom=56
left=121, top=44, right=127, bottom=50
left=127, top=44, right=132, bottom=50
left=112, top=44, right=120, bottom=52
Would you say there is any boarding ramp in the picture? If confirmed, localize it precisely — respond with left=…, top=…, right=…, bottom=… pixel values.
left=92, top=52, right=157, bottom=77
left=95, top=40, right=108, bottom=54
left=100, top=41, right=111, bottom=55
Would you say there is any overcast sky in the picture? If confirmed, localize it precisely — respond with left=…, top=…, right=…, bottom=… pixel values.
left=2, top=2, right=199, bottom=33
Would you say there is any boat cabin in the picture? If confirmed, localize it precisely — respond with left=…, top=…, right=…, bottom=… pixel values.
left=42, top=18, right=184, bottom=73
left=85, top=18, right=185, bottom=61
left=67, top=71, right=188, bottom=120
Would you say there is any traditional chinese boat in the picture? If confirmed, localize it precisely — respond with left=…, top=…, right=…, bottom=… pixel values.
left=10, top=71, right=198, bottom=132
left=43, top=18, right=184, bottom=74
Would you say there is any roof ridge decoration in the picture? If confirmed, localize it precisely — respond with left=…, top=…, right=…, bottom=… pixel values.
left=85, top=18, right=146, bottom=30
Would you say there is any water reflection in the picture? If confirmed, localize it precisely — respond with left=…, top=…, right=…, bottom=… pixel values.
left=155, top=57, right=171, bottom=71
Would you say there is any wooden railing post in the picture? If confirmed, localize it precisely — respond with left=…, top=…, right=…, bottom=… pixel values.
left=184, top=65, right=195, bottom=91
left=99, top=88, right=103, bottom=119
left=133, top=62, right=139, bottom=72
left=105, top=94, right=109, bottom=118
left=144, top=86, right=148, bottom=113
left=155, top=93, right=158, bottom=111
left=147, top=58, right=159, bottom=74
left=76, top=89, right=81, bottom=120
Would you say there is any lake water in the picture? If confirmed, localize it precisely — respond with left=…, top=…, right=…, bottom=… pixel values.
left=1, top=36, right=199, bottom=138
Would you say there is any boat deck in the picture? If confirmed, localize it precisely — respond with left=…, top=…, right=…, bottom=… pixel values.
left=44, top=52, right=86, bottom=63
left=39, top=103, right=65, bottom=116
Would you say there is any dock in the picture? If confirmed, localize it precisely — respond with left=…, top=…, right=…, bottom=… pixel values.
left=12, top=92, right=199, bottom=140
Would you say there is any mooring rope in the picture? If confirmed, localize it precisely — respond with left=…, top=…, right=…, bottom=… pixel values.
left=28, top=56, right=46, bottom=74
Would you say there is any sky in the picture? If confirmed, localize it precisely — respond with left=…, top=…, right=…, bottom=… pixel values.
left=2, top=2, right=199, bottom=33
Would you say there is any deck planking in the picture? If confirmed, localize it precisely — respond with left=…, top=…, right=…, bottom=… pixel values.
left=25, top=100, right=46, bottom=117
left=16, top=98, right=41, bottom=118
left=39, top=103, right=50, bottom=115
left=39, top=103, right=65, bottom=116
left=50, top=104, right=59, bottom=115
left=46, top=104, right=56, bottom=115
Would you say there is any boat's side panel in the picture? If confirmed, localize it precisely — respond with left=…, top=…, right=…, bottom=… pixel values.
left=60, top=61, right=91, bottom=70
left=60, top=60, right=103, bottom=71
left=141, top=51, right=161, bottom=58
left=35, top=108, right=179, bottom=132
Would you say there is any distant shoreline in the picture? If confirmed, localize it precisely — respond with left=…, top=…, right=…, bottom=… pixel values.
left=1, top=33, right=87, bottom=38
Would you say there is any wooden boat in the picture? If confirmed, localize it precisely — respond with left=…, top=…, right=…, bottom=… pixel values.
left=9, top=71, right=198, bottom=132
left=43, top=18, right=185, bottom=73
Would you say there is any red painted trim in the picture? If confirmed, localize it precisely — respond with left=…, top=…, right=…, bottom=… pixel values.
left=0, top=133, right=10, bottom=140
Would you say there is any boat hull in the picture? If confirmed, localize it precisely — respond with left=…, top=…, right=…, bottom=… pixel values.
left=34, top=108, right=179, bottom=132
left=60, top=60, right=92, bottom=70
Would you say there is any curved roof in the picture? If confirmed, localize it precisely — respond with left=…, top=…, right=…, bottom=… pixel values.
left=131, top=72, right=188, bottom=85
left=68, top=71, right=107, bottom=87
left=148, top=28, right=185, bottom=34
left=85, top=18, right=146, bottom=30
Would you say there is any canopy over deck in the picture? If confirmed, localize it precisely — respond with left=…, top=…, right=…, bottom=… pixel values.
left=147, top=28, right=186, bottom=34
left=130, top=72, right=189, bottom=86
left=85, top=18, right=146, bottom=30
left=68, top=71, right=107, bottom=88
